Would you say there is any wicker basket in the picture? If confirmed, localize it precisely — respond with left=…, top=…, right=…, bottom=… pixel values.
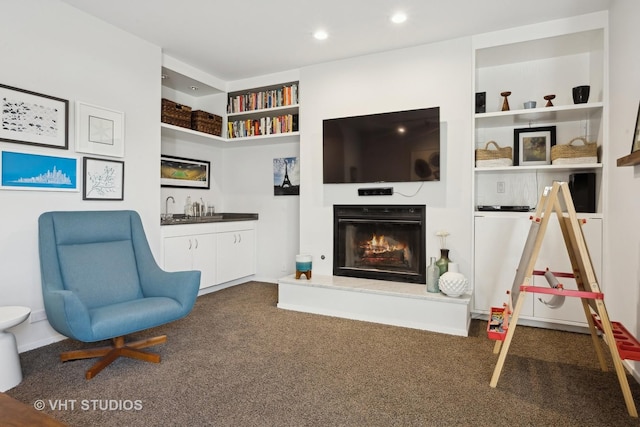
left=191, top=110, right=223, bottom=136
left=475, top=141, right=513, bottom=167
left=551, top=137, right=598, bottom=165
left=161, top=98, right=192, bottom=128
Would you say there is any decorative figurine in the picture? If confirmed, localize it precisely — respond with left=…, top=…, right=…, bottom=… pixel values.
left=544, top=94, right=556, bottom=107
left=500, top=91, right=511, bottom=111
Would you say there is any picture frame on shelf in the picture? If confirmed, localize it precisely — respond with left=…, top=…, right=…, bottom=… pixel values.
left=631, top=101, right=640, bottom=154
left=83, top=157, right=124, bottom=201
left=514, top=126, right=556, bottom=166
left=76, top=102, right=125, bottom=158
left=0, top=150, right=78, bottom=192
left=0, top=83, right=69, bottom=149
left=161, top=155, right=210, bottom=189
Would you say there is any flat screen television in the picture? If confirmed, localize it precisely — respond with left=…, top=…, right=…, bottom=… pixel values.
left=323, top=107, right=440, bottom=184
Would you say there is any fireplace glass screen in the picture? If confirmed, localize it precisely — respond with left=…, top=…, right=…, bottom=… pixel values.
left=333, top=205, right=426, bottom=284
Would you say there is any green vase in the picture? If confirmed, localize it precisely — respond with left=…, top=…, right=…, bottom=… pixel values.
left=435, top=249, right=451, bottom=276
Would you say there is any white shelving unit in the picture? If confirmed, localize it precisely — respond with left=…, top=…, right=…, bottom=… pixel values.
left=226, top=81, right=299, bottom=141
left=161, top=59, right=299, bottom=148
left=471, top=12, right=608, bottom=329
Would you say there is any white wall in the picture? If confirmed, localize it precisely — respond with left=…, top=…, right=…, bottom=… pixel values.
left=298, top=37, right=473, bottom=280
left=0, top=0, right=161, bottom=351
left=608, top=0, right=640, bottom=377
left=221, top=142, right=300, bottom=281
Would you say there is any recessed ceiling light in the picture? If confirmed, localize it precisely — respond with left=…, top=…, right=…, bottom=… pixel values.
left=391, top=12, right=407, bottom=24
left=161, top=74, right=168, bottom=80
left=313, top=30, right=328, bottom=41
left=190, top=86, right=199, bottom=91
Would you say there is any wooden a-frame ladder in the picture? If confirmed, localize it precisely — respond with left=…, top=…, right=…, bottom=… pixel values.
left=489, top=181, right=638, bottom=418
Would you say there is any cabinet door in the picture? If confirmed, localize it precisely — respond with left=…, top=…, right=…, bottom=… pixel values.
left=216, top=230, right=256, bottom=284
left=163, top=236, right=195, bottom=273
left=532, top=218, right=602, bottom=325
left=191, top=233, right=217, bottom=289
left=473, top=216, right=534, bottom=316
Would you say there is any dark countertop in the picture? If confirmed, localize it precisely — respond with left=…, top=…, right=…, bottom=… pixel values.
left=160, top=213, right=258, bottom=226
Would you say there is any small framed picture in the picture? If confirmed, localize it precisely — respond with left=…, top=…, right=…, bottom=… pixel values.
left=83, top=157, right=124, bottom=200
left=0, top=83, right=69, bottom=149
left=631, top=101, right=640, bottom=154
left=161, top=155, right=210, bottom=189
left=76, top=102, right=125, bottom=158
left=514, top=126, right=556, bottom=166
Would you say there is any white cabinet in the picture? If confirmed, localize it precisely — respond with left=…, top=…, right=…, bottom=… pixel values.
left=474, top=214, right=602, bottom=327
left=161, top=221, right=257, bottom=289
left=163, top=233, right=217, bottom=290
left=216, top=228, right=256, bottom=284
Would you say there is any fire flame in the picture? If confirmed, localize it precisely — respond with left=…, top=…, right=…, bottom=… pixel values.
left=363, top=234, right=405, bottom=254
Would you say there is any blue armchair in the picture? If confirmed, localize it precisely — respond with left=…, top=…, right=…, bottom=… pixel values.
left=38, top=210, right=200, bottom=379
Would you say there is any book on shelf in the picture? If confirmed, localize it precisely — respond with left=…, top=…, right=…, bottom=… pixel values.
left=227, top=113, right=299, bottom=139
left=227, top=83, right=298, bottom=114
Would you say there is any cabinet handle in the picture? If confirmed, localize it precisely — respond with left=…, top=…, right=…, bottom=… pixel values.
left=188, top=239, right=192, bottom=250
left=233, top=234, right=237, bottom=244
left=238, top=233, right=242, bottom=243
left=195, top=238, right=199, bottom=249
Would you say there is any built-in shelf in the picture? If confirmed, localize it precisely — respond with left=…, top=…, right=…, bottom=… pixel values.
left=616, top=150, right=640, bottom=167
left=227, top=104, right=299, bottom=120
left=475, top=163, right=602, bottom=172
left=475, top=103, right=603, bottom=128
left=161, top=123, right=299, bottom=148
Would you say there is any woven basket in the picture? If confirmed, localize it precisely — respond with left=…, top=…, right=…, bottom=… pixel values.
left=551, top=137, right=598, bottom=165
left=475, top=141, right=513, bottom=167
left=161, top=98, right=192, bottom=128
left=191, top=110, right=223, bottom=136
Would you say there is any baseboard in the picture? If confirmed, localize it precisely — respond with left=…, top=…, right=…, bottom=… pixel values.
left=18, top=334, right=66, bottom=353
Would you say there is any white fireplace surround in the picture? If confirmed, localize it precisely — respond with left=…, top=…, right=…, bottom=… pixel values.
left=277, top=274, right=471, bottom=336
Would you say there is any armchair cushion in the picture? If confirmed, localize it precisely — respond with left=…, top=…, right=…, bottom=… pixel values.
left=58, top=240, right=142, bottom=309
left=89, top=297, right=185, bottom=340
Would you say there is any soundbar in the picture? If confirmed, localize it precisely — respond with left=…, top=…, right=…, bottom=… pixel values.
left=358, top=187, right=394, bottom=196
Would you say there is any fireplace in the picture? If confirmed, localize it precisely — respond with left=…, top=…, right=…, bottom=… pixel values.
left=333, top=205, right=426, bottom=284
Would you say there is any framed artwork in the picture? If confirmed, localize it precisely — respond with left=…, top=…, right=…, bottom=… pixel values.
left=0, top=150, right=78, bottom=191
left=83, top=157, right=124, bottom=200
left=273, top=157, right=299, bottom=195
left=161, top=155, right=210, bottom=189
left=513, top=126, right=556, bottom=166
left=631, top=101, right=640, bottom=154
left=0, top=83, right=68, bottom=149
left=76, top=102, right=125, bottom=158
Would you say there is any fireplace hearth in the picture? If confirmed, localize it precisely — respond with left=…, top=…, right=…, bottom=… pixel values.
left=333, top=205, right=426, bottom=284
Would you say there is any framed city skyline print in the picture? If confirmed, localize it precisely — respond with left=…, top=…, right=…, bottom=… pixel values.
left=0, top=150, right=78, bottom=191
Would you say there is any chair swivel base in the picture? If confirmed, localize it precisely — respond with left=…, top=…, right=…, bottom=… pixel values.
left=61, top=335, right=167, bottom=379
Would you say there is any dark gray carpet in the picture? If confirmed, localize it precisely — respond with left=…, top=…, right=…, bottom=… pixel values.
left=7, top=282, right=640, bottom=426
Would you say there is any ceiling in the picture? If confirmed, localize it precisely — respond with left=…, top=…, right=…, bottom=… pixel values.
left=60, top=0, right=611, bottom=82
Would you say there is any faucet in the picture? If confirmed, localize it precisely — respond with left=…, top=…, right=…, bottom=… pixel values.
left=165, top=196, right=175, bottom=218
